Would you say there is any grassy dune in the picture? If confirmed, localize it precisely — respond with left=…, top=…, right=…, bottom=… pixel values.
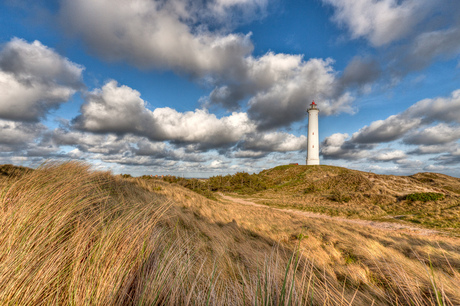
left=1, top=162, right=460, bottom=305
left=165, top=165, right=460, bottom=234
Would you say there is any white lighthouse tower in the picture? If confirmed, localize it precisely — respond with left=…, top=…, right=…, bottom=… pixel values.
left=306, top=101, right=320, bottom=165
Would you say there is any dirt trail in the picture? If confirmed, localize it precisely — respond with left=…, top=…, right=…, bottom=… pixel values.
left=218, top=193, right=439, bottom=236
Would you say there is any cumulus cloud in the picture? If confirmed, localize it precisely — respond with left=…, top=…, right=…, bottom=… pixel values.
left=323, top=0, right=434, bottom=46
left=209, top=159, right=229, bottom=169
left=233, top=150, right=268, bottom=159
left=351, top=115, right=421, bottom=144
left=99, top=154, right=168, bottom=167
left=320, top=89, right=460, bottom=166
left=0, top=38, right=84, bottom=122
left=52, top=128, right=134, bottom=155
left=321, top=136, right=412, bottom=166
left=57, top=0, right=356, bottom=130
left=321, top=133, right=373, bottom=160
left=245, top=57, right=354, bottom=129
left=51, top=127, right=207, bottom=163
left=73, top=81, right=152, bottom=135
left=239, top=132, right=307, bottom=152
left=351, top=89, right=460, bottom=145
left=432, top=149, right=460, bottom=166
left=73, top=81, right=256, bottom=149
left=207, top=55, right=355, bottom=129
left=0, top=119, right=46, bottom=151
left=59, top=0, right=254, bottom=79
left=394, top=158, right=424, bottom=170
left=71, top=80, right=313, bottom=156
left=424, top=164, right=447, bottom=172
left=403, top=123, right=460, bottom=145
left=371, top=150, right=406, bottom=162
left=151, top=108, right=256, bottom=148
left=324, top=0, right=460, bottom=76
left=405, top=89, right=460, bottom=124
left=408, top=143, right=459, bottom=155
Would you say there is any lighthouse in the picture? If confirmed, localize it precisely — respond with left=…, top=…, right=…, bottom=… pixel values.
left=306, top=101, right=320, bottom=165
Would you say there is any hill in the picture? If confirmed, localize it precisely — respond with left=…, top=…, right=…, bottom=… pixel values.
left=1, top=162, right=460, bottom=305
left=0, top=163, right=33, bottom=178
left=163, top=165, right=460, bottom=234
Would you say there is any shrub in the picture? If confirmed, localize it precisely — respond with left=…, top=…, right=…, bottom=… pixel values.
left=328, top=191, right=352, bottom=203
left=303, top=185, right=316, bottom=194
left=405, top=192, right=444, bottom=202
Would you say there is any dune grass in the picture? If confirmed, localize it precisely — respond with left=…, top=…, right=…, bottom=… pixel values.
left=1, top=162, right=460, bottom=305
left=167, top=165, right=460, bottom=233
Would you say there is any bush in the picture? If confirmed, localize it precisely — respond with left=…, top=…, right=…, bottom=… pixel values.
left=161, top=172, right=267, bottom=195
left=328, top=191, right=352, bottom=203
left=405, top=192, right=444, bottom=202
left=303, top=185, right=316, bottom=194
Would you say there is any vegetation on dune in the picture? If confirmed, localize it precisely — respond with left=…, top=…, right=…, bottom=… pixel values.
left=411, top=173, right=460, bottom=195
left=158, top=165, right=460, bottom=233
left=405, top=192, right=445, bottom=202
left=160, top=171, right=268, bottom=197
left=1, top=162, right=460, bottom=305
left=0, top=163, right=32, bottom=179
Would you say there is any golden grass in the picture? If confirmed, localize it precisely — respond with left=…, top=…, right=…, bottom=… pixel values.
left=1, top=162, right=460, bottom=305
left=217, top=165, right=460, bottom=234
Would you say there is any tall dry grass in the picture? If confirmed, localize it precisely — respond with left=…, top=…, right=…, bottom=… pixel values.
left=0, top=162, right=459, bottom=305
left=0, top=162, right=169, bottom=304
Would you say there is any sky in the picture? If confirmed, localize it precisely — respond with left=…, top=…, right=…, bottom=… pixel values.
left=1, top=0, right=460, bottom=178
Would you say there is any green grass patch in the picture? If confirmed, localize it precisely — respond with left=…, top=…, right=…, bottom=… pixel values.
left=405, top=192, right=444, bottom=202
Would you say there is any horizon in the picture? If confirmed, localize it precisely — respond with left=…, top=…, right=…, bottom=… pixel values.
left=3, top=162, right=459, bottom=180
left=1, top=1, right=460, bottom=178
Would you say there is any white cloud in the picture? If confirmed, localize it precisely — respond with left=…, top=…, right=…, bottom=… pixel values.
left=210, top=160, right=225, bottom=168
left=372, top=150, right=406, bottom=161
left=74, top=80, right=151, bottom=134
left=350, top=89, right=460, bottom=145
left=424, top=164, right=446, bottom=172
left=59, top=0, right=253, bottom=78
left=246, top=56, right=354, bottom=128
left=208, top=54, right=355, bottom=129
left=323, top=0, right=432, bottom=46
left=152, top=108, right=255, bottom=146
left=404, top=123, right=460, bottom=145
left=212, top=0, right=267, bottom=13
left=321, top=133, right=372, bottom=160
left=0, top=38, right=84, bottom=121
left=240, top=132, right=307, bottom=152
left=74, top=80, right=257, bottom=149
left=408, top=143, right=459, bottom=155
left=351, top=115, right=421, bottom=144
left=324, top=0, right=460, bottom=76
left=52, top=128, right=208, bottom=163
left=233, top=150, right=267, bottom=158
left=58, top=0, right=356, bottom=130
left=73, top=80, right=315, bottom=156
left=405, top=89, right=460, bottom=124
left=0, top=119, right=45, bottom=151
left=318, top=89, right=460, bottom=172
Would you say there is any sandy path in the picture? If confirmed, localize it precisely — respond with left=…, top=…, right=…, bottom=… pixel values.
left=218, top=193, right=439, bottom=236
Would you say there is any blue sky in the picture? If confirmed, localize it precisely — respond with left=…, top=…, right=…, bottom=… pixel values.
left=1, top=0, right=460, bottom=177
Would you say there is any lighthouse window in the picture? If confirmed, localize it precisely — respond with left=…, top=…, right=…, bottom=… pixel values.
left=312, top=132, right=314, bottom=135
left=312, top=145, right=314, bottom=148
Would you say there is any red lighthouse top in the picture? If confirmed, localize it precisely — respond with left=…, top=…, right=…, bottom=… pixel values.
left=308, top=100, right=319, bottom=111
